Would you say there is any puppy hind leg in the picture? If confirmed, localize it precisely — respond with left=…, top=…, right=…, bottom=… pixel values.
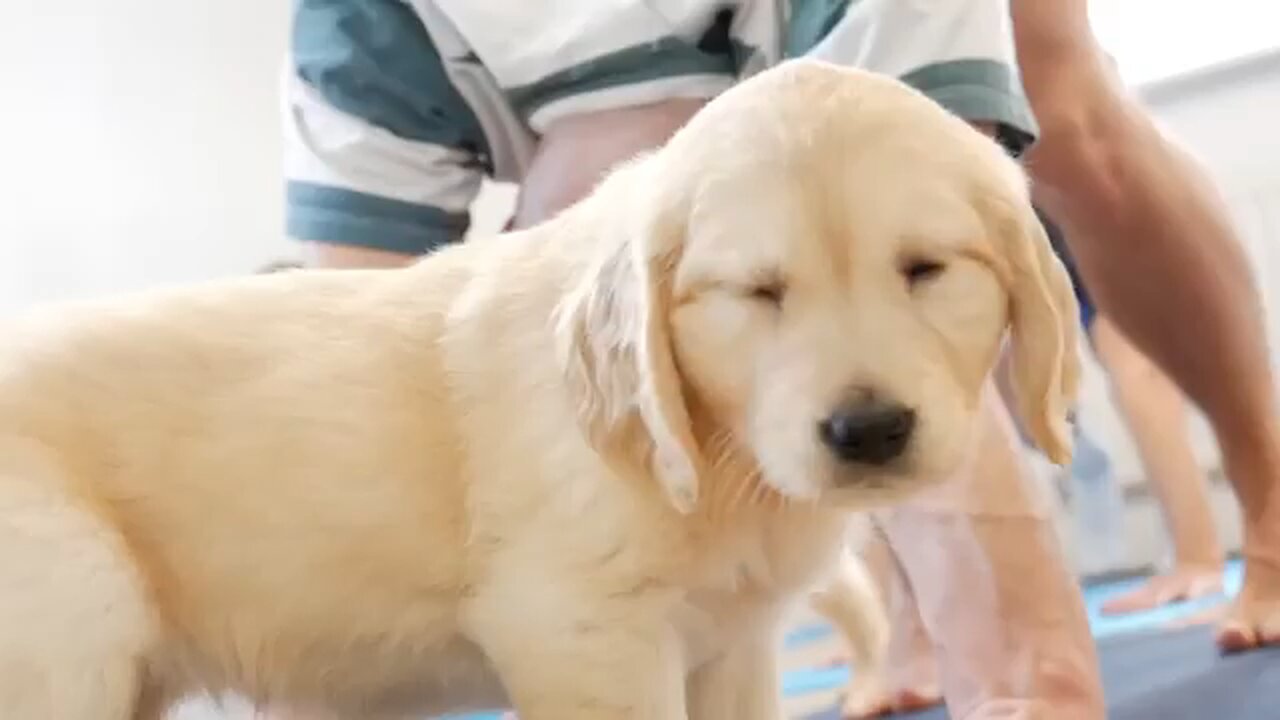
left=0, top=475, right=158, bottom=720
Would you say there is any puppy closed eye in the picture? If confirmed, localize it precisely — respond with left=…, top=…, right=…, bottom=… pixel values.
left=900, top=257, right=946, bottom=287
left=747, top=280, right=787, bottom=307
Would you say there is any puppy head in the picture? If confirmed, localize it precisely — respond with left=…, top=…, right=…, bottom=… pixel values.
left=557, top=60, right=1079, bottom=512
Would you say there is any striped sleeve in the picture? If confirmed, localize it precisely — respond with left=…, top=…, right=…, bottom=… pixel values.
left=797, top=0, right=1038, bottom=156
left=285, top=0, right=490, bottom=255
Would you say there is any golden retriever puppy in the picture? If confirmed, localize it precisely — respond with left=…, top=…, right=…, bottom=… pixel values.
left=0, top=59, right=1078, bottom=720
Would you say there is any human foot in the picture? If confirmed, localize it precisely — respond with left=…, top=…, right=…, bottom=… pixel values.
left=1215, top=471, right=1280, bottom=651
left=1167, top=553, right=1280, bottom=649
left=1099, top=566, right=1225, bottom=616
left=1216, top=539, right=1280, bottom=651
left=840, top=681, right=942, bottom=719
left=829, top=642, right=942, bottom=719
left=1209, top=418, right=1280, bottom=651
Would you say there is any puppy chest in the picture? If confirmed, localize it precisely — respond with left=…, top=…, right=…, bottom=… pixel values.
left=672, top=593, right=783, bottom=669
left=671, top=521, right=848, bottom=666
left=671, top=563, right=814, bottom=667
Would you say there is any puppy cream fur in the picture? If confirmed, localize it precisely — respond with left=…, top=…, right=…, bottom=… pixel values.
left=0, top=60, right=1078, bottom=720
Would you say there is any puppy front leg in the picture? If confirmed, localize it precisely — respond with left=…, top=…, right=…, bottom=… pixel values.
left=471, top=597, right=688, bottom=720
left=686, top=630, right=785, bottom=720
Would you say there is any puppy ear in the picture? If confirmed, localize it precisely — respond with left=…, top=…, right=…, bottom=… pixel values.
left=554, top=163, right=704, bottom=513
left=998, top=202, right=1082, bottom=466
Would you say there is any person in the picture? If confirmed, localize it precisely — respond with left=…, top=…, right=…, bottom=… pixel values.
left=283, top=2, right=1107, bottom=718
left=1012, top=0, right=1280, bottom=651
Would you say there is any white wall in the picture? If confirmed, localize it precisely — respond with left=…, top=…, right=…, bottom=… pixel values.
left=1092, top=0, right=1280, bottom=87
left=1, top=0, right=292, bottom=312
left=4, top=1, right=1279, bottom=491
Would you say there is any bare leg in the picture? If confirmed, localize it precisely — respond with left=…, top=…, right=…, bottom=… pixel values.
left=1088, top=317, right=1225, bottom=614
left=881, top=386, right=1105, bottom=720
left=1012, top=0, right=1280, bottom=650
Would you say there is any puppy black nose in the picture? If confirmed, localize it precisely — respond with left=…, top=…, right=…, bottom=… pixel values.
left=818, top=402, right=916, bottom=466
